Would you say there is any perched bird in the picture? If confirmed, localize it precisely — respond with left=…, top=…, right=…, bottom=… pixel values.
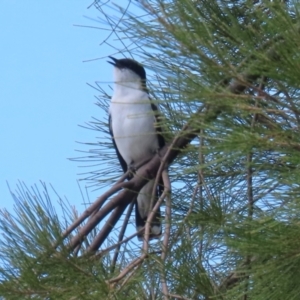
left=108, top=56, right=165, bottom=240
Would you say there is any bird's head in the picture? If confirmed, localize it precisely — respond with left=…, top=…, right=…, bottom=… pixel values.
left=108, top=56, right=147, bottom=90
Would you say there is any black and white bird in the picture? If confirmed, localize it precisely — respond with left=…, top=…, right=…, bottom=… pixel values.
left=108, top=56, right=165, bottom=240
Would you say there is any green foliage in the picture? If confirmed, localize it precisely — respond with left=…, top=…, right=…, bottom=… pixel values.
left=2, top=0, right=300, bottom=299
left=0, top=183, right=110, bottom=299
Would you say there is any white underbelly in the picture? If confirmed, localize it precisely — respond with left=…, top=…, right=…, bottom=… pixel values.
left=111, top=104, right=158, bottom=166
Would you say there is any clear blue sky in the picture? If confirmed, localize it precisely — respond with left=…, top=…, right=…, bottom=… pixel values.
left=0, top=2, right=114, bottom=213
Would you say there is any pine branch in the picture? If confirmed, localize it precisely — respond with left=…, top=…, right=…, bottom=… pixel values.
left=62, top=71, right=260, bottom=255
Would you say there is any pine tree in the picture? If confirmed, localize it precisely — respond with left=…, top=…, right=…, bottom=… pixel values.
left=1, top=1, right=300, bottom=299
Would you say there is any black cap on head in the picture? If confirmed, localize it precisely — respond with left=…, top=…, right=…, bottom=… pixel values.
left=108, top=56, right=146, bottom=80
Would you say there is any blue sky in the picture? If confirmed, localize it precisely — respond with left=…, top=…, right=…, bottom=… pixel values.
left=0, top=2, right=115, bottom=213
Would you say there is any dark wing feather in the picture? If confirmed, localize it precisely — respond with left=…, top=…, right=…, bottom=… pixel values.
left=150, top=102, right=165, bottom=149
left=150, top=101, right=166, bottom=196
left=108, top=114, right=127, bottom=173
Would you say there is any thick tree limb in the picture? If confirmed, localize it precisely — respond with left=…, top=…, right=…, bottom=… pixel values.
left=87, top=203, right=128, bottom=252
left=60, top=176, right=128, bottom=241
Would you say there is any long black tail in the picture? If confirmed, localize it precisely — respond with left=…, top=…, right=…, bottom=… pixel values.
left=135, top=179, right=162, bottom=240
left=135, top=201, right=161, bottom=241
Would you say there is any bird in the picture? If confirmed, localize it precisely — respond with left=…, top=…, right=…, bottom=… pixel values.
left=108, top=56, right=165, bottom=240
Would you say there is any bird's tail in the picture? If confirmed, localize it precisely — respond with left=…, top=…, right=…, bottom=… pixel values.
left=135, top=179, right=162, bottom=240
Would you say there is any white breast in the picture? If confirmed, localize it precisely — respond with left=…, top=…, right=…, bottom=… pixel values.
left=110, top=90, right=158, bottom=167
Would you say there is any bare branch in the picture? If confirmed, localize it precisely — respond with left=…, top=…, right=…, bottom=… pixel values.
left=161, top=170, right=171, bottom=300
left=91, top=228, right=144, bottom=260
left=108, top=253, right=147, bottom=285
left=87, top=203, right=128, bottom=253
left=60, top=176, right=127, bottom=242
left=111, top=200, right=135, bottom=271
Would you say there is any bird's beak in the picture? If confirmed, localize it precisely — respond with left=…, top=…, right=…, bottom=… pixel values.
left=107, top=56, right=118, bottom=67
